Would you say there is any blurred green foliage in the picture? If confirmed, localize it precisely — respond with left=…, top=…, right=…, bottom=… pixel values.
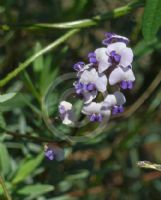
left=0, top=0, right=161, bottom=199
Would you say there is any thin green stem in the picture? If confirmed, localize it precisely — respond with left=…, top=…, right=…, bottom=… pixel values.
left=0, top=0, right=144, bottom=30
left=0, top=175, right=12, bottom=200
left=22, top=71, right=41, bottom=103
left=0, top=29, right=79, bottom=87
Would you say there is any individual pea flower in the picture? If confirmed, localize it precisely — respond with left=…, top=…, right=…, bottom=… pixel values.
left=102, top=32, right=129, bottom=46
left=74, top=68, right=107, bottom=104
left=95, top=42, right=133, bottom=73
left=45, top=146, right=55, bottom=160
left=44, top=144, right=64, bottom=161
left=58, top=101, right=75, bottom=125
left=82, top=91, right=126, bottom=122
left=109, top=65, right=135, bottom=89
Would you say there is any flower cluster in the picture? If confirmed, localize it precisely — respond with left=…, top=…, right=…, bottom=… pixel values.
left=59, top=33, right=135, bottom=124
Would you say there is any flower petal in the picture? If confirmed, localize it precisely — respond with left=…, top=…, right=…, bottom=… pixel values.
left=82, top=102, right=103, bottom=114
left=120, top=47, right=133, bottom=67
left=107, top=42, right=126, bottom=55
left=113, top=91, right=126, bottom=105
left=103, top=94, right=117, bottom=108
left=80, top=68, right=97, bottom=83
left=109, top=67, right=124, bottom=85
left=95, top=47, right=111, bottom=73
left=95, top=73, right=107, bottom=93
left=124, top=69, right=135, bottom=81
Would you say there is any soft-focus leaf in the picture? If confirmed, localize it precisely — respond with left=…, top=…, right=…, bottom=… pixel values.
left=0, top=93, right=16, bottom=103
left=17, top=184, right=54, bottom=196
left=0, top=143, right=11, bottom=176
left=12, top=153, right=43, bottom=184
left=33, top=42, right=44, bottom=72
left=142, top=0, right=161, bottom=42
left=0, top=112, right=6, bottom=129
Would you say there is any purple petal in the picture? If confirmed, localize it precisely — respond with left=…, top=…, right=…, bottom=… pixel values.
left=127, top=80, right=134, bottom=89
left=120, top=80, right=128, bottom=89
left=112, top=106, right=119, bottom=115
left=73, top=61, right=85, bottom=71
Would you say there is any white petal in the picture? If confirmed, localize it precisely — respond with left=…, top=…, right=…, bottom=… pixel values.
left=77, top=63, right=93, bottom=77
left=106, top=42, right=126, bottom=55
left=80, top=68, right=98, bottom=84
left=82, top=102, right=103, bottom=115
left=124, top=69, right=135, bottom=81
left=62, top=111, right=74, bottom=125
left=109, top=67, right=124, bottom=85
left=100, top=109, right=111, bottom=118
left=95, top=47, right=111, bottom=73
left=60, top=101, right=72, bottom=110
left=120, top=47, right=133, bottom=67
left=113, top=91, right=126, bottom=105
left=103, top=94, right=117, bottom=108
left=95, top=73, right=107, bottom=93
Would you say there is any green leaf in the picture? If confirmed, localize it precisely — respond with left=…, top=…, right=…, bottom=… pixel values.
left=12, top=153, right=43, bottom=184
left=0, top=143, right=11, bottom=176
left=0, top=93, right=16, bottom=103
left=0, top=112, right=6, bottom=129
left=33, top=42, right=44, bottom=72
left=17, top=184, right=54, bottom=196
left=142, top=0, right=161, bottom=42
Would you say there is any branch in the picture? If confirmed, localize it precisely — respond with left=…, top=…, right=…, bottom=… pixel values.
left=0, top=175, right=12, bottom=200
left=123, top=68, right=161, bottom=117
left=0, top=0, right=144, bottom=30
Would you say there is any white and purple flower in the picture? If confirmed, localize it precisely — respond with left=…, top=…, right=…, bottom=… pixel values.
left=82, top=91, right=126, bottom=122
left=58, top=32, right=135, bottom=127
left=109, top=65, right=135, bottom=89
left=58, top=101, right=75, bottom=125
left=74, top=68, right=107, bottom=104
left=95, top=42, right=133, bottom=73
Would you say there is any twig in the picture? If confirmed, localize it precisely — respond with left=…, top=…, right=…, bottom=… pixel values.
left=124, top=69, right=161, bottom=117
left=0, top=0, right=144, bottom=30
left=0, top=175, right=12, bottom=200
left=3, top=130, right=55, bottom=143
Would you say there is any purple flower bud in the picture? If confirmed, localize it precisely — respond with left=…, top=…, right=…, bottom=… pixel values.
left=45, top=148, right=55, bottom=160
